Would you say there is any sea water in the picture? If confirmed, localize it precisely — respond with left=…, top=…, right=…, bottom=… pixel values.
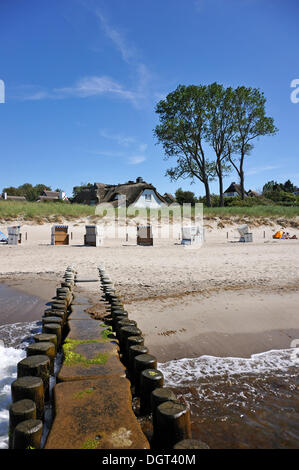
left=158, top=350, right=299, bottom=448
left=0, top=321, right=41, bottom=449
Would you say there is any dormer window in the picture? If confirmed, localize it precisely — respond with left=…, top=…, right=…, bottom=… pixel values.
left=145, top=194, right=152, bottom=201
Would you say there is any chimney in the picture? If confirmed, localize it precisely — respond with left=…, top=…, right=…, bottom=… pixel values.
left=136, top=177, right=143, bottom=183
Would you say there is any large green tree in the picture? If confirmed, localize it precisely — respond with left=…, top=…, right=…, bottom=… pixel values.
left=154, top=85, right=216, bottom=207
left=228, top=86, right=278, bottom=200
left=72, top=182, right=93, bottom=198
left=205, top=83, right=234, bottom=206
left=175, top=187, right=198, bottom=205
left=2, top=183, right=51, bottom=201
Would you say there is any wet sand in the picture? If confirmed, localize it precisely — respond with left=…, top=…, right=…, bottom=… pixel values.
left=128, top=289, right=299, bottom=361
left=0, top=279, right=56, bottom=326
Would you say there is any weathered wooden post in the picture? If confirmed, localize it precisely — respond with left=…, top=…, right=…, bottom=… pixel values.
left=9, top=399, right=36, bottom=448
left=27, top=342, right=56, bottom=374
left=134, top=354, right=157, bottom=396
left=140, top=369, right=164, bottom=415
left=17, top=355, right=51, bottom=398
left=155, top=401, right=192, bottom=448
left=119, top=325, right=142, bottom=355
left=128, top=345, right=149, bottom=379
left=12, top=419, right=43, bottom=449
left=11, top=376, right=44, bottom=420
left=42, top=323, right=62, bottom=347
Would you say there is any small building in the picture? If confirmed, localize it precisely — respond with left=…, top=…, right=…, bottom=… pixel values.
left=247, top=189, right=261, bottom=197
left=73, top=178, right=168, bottom=208
left=163, top=193, right=176, bottom=204
left=2, top=192, right=26, bottom=201
left=293, top=188, right=299, bottom=196
left=38, top=190, right=68, bottom=202
left=224, top=182, right=248, bottom=198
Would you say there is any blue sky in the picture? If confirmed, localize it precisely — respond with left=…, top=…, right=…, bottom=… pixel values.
left=0, top=0, right=299, bottom=197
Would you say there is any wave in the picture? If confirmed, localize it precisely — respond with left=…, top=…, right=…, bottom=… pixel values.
left=158, top=348, right=299, bottom=386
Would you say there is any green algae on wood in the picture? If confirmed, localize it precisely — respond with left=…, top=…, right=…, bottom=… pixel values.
left=73, top=388, right=95, bottom=399
left=101, top=326, right=115, bottom=342
left=81, top=438, right=99, bottom=449
left=63, top=339, right=109, bottom=367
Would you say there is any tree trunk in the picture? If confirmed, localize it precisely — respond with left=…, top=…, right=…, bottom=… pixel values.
left=204, top=179, right=211, bottom=207
left=217, top=163, right=224, bottom=207
left=239, top=151, right=245, bottom=200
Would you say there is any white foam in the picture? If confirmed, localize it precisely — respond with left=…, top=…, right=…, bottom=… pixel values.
left=0, top=344, right=26, bottom=449
left=0, top=321, right=41, bottom=349
left=158, top=349, right=298, bottom=386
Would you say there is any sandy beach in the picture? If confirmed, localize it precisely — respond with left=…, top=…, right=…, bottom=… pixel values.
left=1, top=219, right=298, bottom=362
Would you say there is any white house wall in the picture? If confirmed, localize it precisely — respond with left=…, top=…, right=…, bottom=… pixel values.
left=132, top=189, right=166, bottom=208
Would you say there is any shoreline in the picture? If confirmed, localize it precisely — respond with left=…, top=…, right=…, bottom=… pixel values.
left=1, top=277, right=298, bottom=363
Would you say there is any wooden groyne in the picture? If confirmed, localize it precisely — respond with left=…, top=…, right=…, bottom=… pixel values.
left=9, top=265, right=208, bottom=450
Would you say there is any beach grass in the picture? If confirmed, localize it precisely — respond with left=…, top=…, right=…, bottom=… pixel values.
left=202, top=205, right=299, bottom=219
left=0, top=200, right=298, bottom=222
left=0, top=200, right=95, bottom=221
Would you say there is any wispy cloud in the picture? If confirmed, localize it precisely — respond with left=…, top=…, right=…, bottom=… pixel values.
left=99, top=128, right=147, bottom=165
left=247, top=165, right=281, bottom=176
left=93, top=9, right=154, bottom=105
left=99, top=129, right=136, bottom=147
left=95, top=11, right=137, bottom=64
left=14, top=75, right=141, bottom=105
left=54, top=75, right=139, bottom=103
left=128, top=155, right=146, bottom=165
left=14, top=7, right=162, bottom=107
left=84, top=149, right=126, bottom=158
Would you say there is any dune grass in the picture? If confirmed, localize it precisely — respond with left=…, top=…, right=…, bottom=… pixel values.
left=0, top=200, right=95, bottom=221
left=0, top=200, right=298, bottom=222
left=202, top=205, right=299, bottom=219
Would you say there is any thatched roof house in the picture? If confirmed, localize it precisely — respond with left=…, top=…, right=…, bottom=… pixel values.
left=73, top=178, right=168, bottom=208
left=163, top=193, right=176, bottom=204
left=37, top=190, right=68, bottom=202
left=224, top=182, right=248, bottom=197
left=247, top=189, right=260, bottom=197
left=2, top=193, right=26, bottom=201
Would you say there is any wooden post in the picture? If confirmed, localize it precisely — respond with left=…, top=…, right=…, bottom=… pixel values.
left=128, top=345, right=149, bottom=380
left=17, top=355, right=50, bottom=398
left=11, top=376, right=44, bottom=420
left=151, top=387, right=177, bottom=439
left=155, top=401, right=192, bottom=448
left=134, top=354, right=157, bottom=396
left=12, top=419, right=43, bottom=449
left=119, top=326, right=142, bottom=354
left=27, top=341, right=56, bottom=374
left=140, top=369, right=164, bottom=415
left=9, top=399, right=36, bottom=448
left=42, top=323, right=62, bottom=347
